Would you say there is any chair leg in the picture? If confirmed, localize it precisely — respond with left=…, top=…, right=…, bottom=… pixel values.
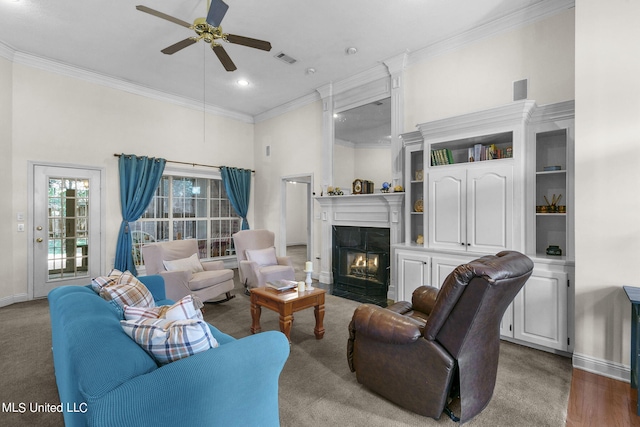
left=209, top=292, right=236, bottom=304
left=444, top=406, right=460, bottom=422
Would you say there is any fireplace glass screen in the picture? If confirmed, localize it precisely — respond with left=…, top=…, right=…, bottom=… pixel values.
left=332, top=226, right=390, bottom=306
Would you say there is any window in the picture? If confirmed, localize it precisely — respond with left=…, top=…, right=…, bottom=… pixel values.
left=131, top=173, right=241, bottom=267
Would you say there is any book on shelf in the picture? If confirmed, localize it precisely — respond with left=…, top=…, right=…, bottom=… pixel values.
left=430, top=148, right=454, bottom=166
left=468, top=144, right=512, bottom=162
left=266, top=280, right=298, bottom=291
left=433, top=144, right=513, bottom=165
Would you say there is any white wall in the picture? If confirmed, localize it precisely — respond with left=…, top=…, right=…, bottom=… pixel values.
left=574, top=0, right=640, bottom=372
left=405, top=9, right=575, bottom=127
left=3, top=62, right=254, bottom=303
left=253, top=101, right=323, bottom=270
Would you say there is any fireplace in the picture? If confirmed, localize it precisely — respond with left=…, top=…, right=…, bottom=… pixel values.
left=315, top=192, right=403, bottom=301
left=332, top=226, right=390, bottom=307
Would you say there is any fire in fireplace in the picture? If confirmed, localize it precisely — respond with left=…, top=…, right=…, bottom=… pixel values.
left=332, top=226, right=390, bottom=307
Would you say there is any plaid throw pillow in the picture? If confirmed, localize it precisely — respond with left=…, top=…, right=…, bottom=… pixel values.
left=99, top=271, right=156, bottom=308
left=124, top=295, right=203, bottom=321
left=121, top=318, right=218, bottom=365
left=90, top=269, right=123, bottom=293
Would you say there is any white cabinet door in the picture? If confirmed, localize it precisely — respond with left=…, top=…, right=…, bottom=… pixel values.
left=513, top=268, right=568, bottom=351
left=467, top=165, right=513, bottom=253
left=500, top=304, right=514, bottom=338
left=431, top=255, right=469, bottom=289
left=429, top=165, right=512, bottom=254
left=396, top=250, right=431, bottom=302
left=428, top=169, right=465, bottom=250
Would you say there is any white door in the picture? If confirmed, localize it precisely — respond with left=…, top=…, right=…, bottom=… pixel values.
left=33, top=165, right=102, bottom=297
left=513, top=268, right=568, bottom=351
left=467, top=165, right=513, bottom=253
left=396, top=250, right=431, bottom=301
left=428, top=169, right=465, bottom=250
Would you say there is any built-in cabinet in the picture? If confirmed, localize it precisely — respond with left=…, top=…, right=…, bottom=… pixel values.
left=428, top=164, right=513, bottom=253
left=393, top=100, right=575, bottom=355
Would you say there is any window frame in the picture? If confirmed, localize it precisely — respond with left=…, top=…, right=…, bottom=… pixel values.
left=130, top=167, right=241, bottom=268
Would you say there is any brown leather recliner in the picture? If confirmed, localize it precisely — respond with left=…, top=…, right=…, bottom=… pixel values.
left=347, top=250, right=534, bottom=423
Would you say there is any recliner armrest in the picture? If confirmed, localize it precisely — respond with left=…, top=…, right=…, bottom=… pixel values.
left=352, top=304, right=423, bottom=345
left=411, top=285, right=439, bottom=315
left=276, top=256, right=293, bottom=268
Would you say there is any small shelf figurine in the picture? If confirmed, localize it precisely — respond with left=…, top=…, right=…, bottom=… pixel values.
left=381, top=182, right=390, bottom=193
left=543, top=194, right=562, bottom=213
left=327, top=186, right=343, bottom=196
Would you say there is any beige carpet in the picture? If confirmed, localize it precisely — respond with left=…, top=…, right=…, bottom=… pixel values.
left=203, top=291, right=572, bottom=427
left=0, top=279, right=571, bottom=427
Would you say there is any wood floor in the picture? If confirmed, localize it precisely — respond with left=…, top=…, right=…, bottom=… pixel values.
left=567, top=368, right=640, bottom=426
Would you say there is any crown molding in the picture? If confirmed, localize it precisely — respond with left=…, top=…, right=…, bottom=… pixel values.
left=253, top=91, right=320, bottom=123
left=9, top=50, right=254, bottom=124
left=408, top=0, right=575, bottom=66
left=417, top=100, right=537, bottom=140
left=0, top=41, right=15, bottom=61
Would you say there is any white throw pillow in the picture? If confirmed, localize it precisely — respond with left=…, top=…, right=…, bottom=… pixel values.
left=246, top=247, right=278, bottom=267
left=163, top=253, right=204, bottom=273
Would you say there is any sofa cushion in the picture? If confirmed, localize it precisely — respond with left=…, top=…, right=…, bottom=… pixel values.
left=121, top=318, right=218, bottom=365
left=163, top=253, right=204, bottom=273
left=246, top=247, right=278, bottom=267
left=188, top=269, right=234, bottom=291
left=124, top=295, right=203, bottom=321
left=99, top=271, right=156, bottom=308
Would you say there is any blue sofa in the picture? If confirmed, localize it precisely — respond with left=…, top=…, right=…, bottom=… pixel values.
left=48, top=275, right=290, bottom=427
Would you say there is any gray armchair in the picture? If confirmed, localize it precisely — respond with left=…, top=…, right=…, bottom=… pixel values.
left=141, top=239, right=235, bottom=303
left=232, top=229, right=295, bottom=291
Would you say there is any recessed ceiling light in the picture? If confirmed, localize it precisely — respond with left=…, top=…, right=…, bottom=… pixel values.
left=306, top=68, right=316, bottom=75
left=236, top=79, right=249, bottom=87
left=345, top=47, right=358, bottom=55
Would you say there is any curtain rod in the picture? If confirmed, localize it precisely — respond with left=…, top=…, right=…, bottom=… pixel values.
left=113, top=154, right=255, bottom=173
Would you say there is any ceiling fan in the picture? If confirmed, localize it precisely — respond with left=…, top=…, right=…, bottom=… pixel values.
left=136, top=0, right=272, bottom=71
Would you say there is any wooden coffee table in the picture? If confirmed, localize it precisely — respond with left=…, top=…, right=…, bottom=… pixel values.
left=250, top=286, right=327, bottom=342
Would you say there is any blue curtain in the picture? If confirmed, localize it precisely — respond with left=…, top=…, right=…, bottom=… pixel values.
left=115, top=154, right=166, bottom=275
left=220, top=166, right=252, bottom=230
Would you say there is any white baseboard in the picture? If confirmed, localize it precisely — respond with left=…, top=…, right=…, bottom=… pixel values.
left=572, top=351, right=630, bottom=383
left=0, top=293, right=29, bottom=308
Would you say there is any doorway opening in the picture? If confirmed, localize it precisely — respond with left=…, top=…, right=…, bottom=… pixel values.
left=280, top=174, right=314, bottom=278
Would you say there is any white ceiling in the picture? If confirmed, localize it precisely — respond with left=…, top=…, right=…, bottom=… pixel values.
left=0, top=0, right=551, bottom=118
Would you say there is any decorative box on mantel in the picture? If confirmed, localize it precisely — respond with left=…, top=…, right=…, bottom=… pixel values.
left=315, top=192, right=404, bottom=299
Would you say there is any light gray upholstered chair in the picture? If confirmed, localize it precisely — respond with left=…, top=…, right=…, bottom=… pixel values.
left=141, top=239, right=235, bottom=303
left=232, top=229, right=295, bottom=291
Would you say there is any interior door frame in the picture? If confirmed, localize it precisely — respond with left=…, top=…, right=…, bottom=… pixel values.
left=280, top=173, right=314, bottom=264
left=28, top=161, right=107, bottom=299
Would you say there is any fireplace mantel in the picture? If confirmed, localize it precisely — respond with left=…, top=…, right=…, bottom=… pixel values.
left=315, top=192, right=404, bottom=298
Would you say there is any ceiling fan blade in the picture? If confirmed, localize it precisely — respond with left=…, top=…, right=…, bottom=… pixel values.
left=212, top=44, right=237, bottom=71
left=136, top=5, right=192, bottom=29
left=226, top=34, right=272, bottom=51
left=161, top=38, right=198, bottom=55
left=206, top=0, right=229, bottom=27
